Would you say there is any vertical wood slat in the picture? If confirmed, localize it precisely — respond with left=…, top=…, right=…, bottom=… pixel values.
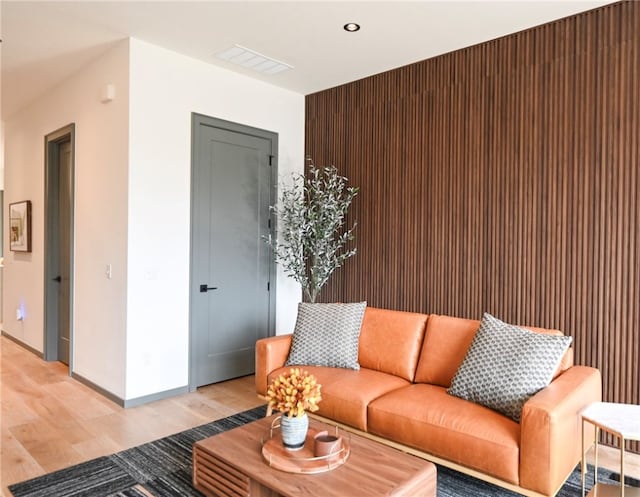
left=305, top=1, right=640, bottom=451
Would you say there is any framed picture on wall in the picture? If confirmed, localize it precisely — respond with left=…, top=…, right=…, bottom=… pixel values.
left=9, top=200, right=32, bottom=252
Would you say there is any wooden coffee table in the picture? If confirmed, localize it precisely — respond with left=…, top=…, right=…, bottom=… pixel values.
left=193, top=415, right=437, bottom=497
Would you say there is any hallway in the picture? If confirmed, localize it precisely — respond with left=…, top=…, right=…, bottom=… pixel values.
left=0, top=336, right=262, bottom=495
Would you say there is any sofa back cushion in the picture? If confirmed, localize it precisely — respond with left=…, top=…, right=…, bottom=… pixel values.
left=358, top=307, right=428, bottom=382
left=414, top=315, right=480, bottom=387
left=414, top=314, right=574, bottom=387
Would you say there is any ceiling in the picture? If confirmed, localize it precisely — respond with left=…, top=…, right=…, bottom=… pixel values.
left=1, top=0, right=615, bottom=119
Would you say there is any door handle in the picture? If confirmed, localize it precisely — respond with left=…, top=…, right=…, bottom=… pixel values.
left=200, top=284, right=218, bottom=293
left=53, top=276, right=62, bottom=282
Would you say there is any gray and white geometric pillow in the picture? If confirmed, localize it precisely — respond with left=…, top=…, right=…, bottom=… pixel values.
left=286, top=302, right=367, bottom=370
left=447, top=312, right=572, bottom=422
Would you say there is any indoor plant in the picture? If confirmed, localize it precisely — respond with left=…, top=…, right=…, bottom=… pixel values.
left=266, top=367, right=322, bottom=450
left=267, top=158, right=358, bottom=303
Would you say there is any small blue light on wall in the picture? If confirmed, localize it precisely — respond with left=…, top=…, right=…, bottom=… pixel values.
left=16, top=301, right=26, bottom=320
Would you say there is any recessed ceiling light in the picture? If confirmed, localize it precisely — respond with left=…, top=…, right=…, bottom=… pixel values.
left=215, top=45, right=293, bottom=75
left=343, top=23, right=360, bottom=32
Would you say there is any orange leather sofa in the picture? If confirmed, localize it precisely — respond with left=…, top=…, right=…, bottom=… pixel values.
left=255, top=307, right=602, bottom=497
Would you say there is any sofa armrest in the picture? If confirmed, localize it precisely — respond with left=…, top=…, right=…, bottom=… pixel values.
left=255, top=334, right=293, bottom=395
left=519, top=365, right=602, bottom=496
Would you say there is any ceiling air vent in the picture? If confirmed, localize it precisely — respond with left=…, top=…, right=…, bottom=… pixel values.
left=215, top=45, right=292, bottom=75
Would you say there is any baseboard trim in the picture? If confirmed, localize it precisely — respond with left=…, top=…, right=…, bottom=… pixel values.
left=123, top=386, right=190, bottom=408
left=71, top=372, right=189, bottom=409
left=71, top=372, right=125, bottom=407
left=1, top=331, right=44, bottom=358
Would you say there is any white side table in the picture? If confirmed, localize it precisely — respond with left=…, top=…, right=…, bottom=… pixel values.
left=581, top=402, right=640, bottom=497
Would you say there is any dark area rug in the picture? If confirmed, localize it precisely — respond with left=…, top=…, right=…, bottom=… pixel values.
left=9, top=405, right=638, bottom=497
left=437, top=463, right=638, bottom=497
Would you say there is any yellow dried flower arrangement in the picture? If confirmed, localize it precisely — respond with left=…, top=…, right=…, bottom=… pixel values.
left=266, top=367, right=322, bottom=418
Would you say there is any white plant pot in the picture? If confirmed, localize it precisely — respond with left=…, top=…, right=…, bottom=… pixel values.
left=280, top=413, right=309, bottom=451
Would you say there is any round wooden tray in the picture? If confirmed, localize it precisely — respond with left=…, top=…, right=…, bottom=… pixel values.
left=261, top=425, right=350, bottom=474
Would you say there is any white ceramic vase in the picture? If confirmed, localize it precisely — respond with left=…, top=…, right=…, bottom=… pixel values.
left=280, top=412, right=309, bottom=451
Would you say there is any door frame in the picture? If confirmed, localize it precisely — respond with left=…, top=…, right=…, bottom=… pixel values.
left=43, top=123, right=76, bottom=367
left=189, top=113, right=278, bottom=391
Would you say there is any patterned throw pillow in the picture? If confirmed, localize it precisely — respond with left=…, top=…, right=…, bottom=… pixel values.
left=447, top=313, right=572, bottom=422
left=286, top=302, right=367, bottom=370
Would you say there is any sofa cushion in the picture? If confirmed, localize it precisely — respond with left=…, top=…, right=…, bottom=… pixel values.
left=448, top=313, right=572, bottom=422
left=285, top=302, right=366, bottom=370
left=358, top=307, right=428, bottom=381
left=368, top=383, right=520, bottom=485
left=414, top=315, right=573, bottom=388
left=268, top=365, right=409, bottom=431
left=414, top=314, right=479, bottom=387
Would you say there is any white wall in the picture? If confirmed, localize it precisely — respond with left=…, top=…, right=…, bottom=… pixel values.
left=2, top=37, right=303, bottom=404
left=3, top=41, right=130, bottom=397
left=125, top=39, right=303, bottom=400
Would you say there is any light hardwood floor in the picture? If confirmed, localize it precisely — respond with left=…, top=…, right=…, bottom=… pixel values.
left=2, top=335, right=639, bottom=497
left=0, top=336, right=263, bottom=496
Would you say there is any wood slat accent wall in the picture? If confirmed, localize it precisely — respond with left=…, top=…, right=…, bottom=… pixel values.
left=305, top=1, right=639, bottom=449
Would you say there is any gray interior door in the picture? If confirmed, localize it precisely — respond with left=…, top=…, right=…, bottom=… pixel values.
left=56, top=140, right=72, bottom=364
left=44, top=124, right=75, bottom=366
left=191, top=115, right=277, bottom=388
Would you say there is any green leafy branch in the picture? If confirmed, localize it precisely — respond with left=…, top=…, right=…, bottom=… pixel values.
left=267, top=159, right=358, bottom=303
